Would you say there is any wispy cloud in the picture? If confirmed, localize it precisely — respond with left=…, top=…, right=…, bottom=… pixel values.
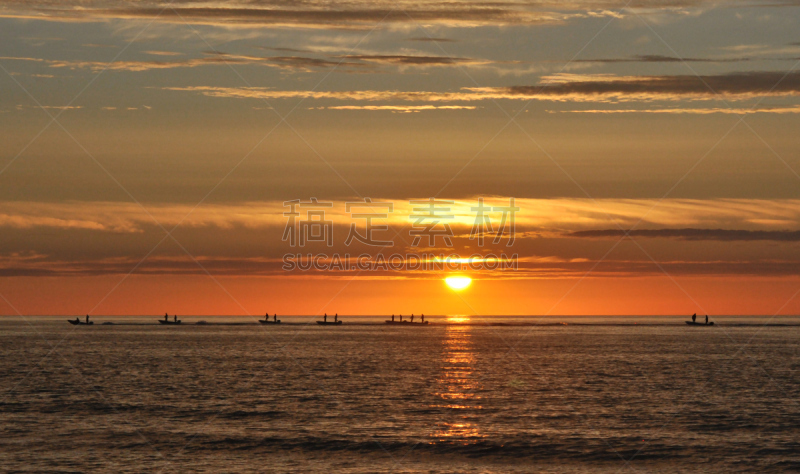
left=504, top=71, right=800, bottom=101
left=314, top=105, right=477, bottom=112
left=164, top=70, right=800, bottom=104
left=553, top=105, right=800, bottom=114
left=2, top=198, right=798, bottom=233
left=575, top=54, right=754, bottom=63
left=566, top=228, right=800, bottom=241
left=0, top=0, right=640, bottom=29
left=2, top=198, right=799, bottom=278
left=15, top=104, right=81, bottom=110
left=142, top=50, right=183, bottom=56
left=1, top=51, right=496, bottom=73
left=406, top=36, right=458, bottom=43
left=336, top=54, right=489, bottom=67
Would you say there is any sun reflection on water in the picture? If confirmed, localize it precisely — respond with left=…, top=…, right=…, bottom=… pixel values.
left=446, top=314, right=470, bottom=324
left=431, top=322, right=486, bottom=444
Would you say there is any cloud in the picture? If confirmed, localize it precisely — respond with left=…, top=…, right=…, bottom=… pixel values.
left=337, top=54, right=489, bottom=67
left=2, top=51, right=493, bottom=74
left=143, top=50, right=183, bottom=56
left=314, top=105, right=477, bottom=112
left=406, top=37, right=458, bottom=42
left=3, top=251, right=800, bottom=279
left=566, top=228, right=800, bottom=241
left=501, top=71, right=800, bottom=101
left=164, top=71, right=800, bottom=104
left=2, top=198, right=799, bottom=234
left=0, top=51, right=366, bottom=73
left=576, top=54, right=753, bottom=63
left=0, top=1, right=642, bottom=29
left=2, top=198, right=800, bottom=278
left=15, top=104, right=81, bottom=110
left=553, top=105, right=800, bottom=114
left=258, top=46, right=313, bottom=53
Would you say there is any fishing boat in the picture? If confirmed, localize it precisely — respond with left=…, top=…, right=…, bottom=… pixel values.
left=159, top=314, right=181, bottom=325
left=685, top=313, right=714, bottom=326
left=67, top=318, right=93, bottom=325
left=260, top=313, right=281, bottom=324
left=318, top=314, right=342, bottom=325
left=317, top=320, right=343, bottom=325
left=385, top=314, right=428, bottom=325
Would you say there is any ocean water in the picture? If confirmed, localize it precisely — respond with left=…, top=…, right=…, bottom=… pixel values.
left=2, top=316, right=800, bottom=473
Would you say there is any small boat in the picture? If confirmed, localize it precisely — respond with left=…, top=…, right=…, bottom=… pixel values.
left=685, top=313, right=713, bottom=326
left=67, top=319, right=93, bottom=325
left=259, top=313, right=281, bottom=324
left=385, top=314, right=428, bottom=325
left=318, top=313, right=341, bottom=325
left=159, top=313, right=181, bottom=324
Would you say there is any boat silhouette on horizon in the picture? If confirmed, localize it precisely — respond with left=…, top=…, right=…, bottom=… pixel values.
left=317, top=313, right=342, bottom=325
left=385, top=314, right=428, bottom=325
left=159, top=313, right=181, bottom=325
left=68, top=315, right=93, bottom=325
left=260, top=313, right=281, bottom=324
left=685, top=313, right=714, bottom=326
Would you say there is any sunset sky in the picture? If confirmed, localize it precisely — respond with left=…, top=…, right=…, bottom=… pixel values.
left=2, top=0, right=800, bottom=316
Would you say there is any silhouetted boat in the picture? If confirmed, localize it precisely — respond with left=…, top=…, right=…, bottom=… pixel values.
left=67, top=319, right=93, bottom=325
left=685, top=321, right=714, bottom=326
left=317, top=320, right=342, bottom=325
left=385, top=320, right=428, bottom=325
left=260, top=313, right=280, bottom=324
left=159, top=319, right=181, bottom=325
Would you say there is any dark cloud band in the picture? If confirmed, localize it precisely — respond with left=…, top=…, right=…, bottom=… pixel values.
left=566, top=228, right=800, bottom=241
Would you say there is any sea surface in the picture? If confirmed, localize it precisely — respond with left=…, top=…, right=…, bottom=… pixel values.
left=2, top=315, right=800, bottom=473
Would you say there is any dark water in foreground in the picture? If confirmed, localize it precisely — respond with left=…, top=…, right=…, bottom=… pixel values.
left=2, top=316, right=800, bottom=473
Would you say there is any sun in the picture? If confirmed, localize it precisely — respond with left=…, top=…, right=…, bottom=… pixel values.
left=445, top=276, right=472, bottom=291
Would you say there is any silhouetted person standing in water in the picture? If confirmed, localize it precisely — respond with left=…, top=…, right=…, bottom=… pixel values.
left=165, top=313, right=169, bottom=322
left=411, top=314, right=414, bottom=323
left=274, top=314, right=277, bottom=322
left=334, top=313, right=338, bottom=323
left=391, top=315, right=395, bottom=322
left=174, top=315, right=177, bottom=323
left=86, top=315, right=89, bottom=324
left=705, top=315, right=708, bottom=325
left=324, top=313, right=327, bottom=322
left=692, top=313, right=696, bottom=323
left=421, top=314, right=425, bottom=323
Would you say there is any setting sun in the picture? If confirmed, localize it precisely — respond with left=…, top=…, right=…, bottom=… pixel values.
left=445, top=276, right=472, bottom=291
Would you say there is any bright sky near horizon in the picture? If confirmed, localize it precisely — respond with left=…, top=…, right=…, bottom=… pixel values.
left=2, top=1, right=800, bottom=315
